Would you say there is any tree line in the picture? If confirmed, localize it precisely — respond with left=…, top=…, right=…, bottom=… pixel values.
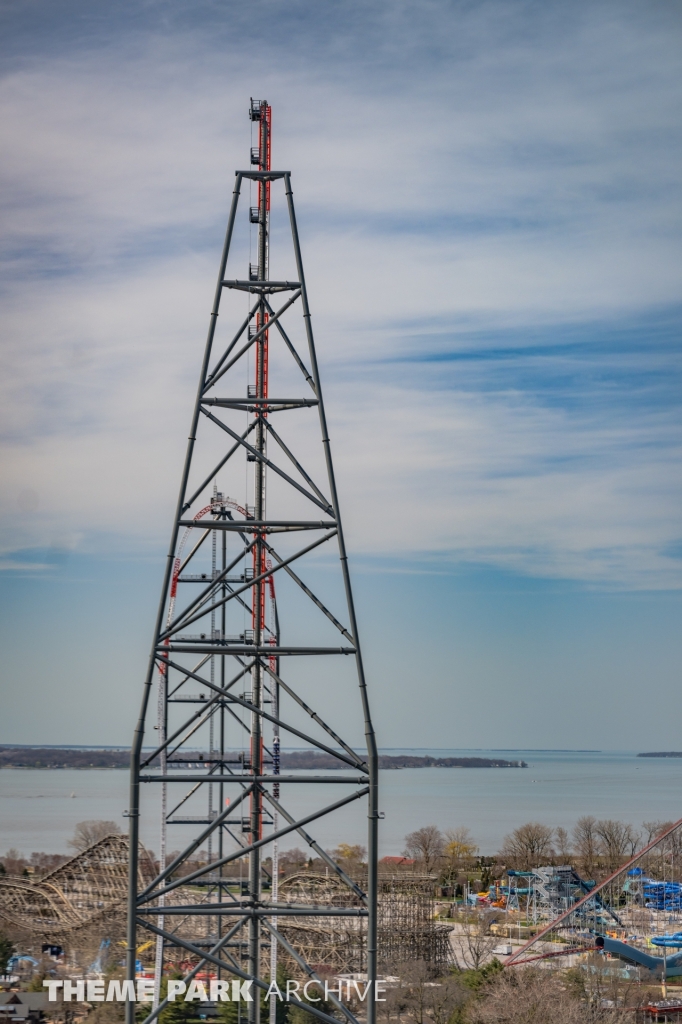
left=402, top=818, right=679, bottom=883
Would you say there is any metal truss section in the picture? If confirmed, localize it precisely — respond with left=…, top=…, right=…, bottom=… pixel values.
left=126, top=100, right=379, bottom=1024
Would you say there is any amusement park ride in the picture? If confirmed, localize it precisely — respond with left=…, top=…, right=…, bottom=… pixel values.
left=501, top=816, right=682, bottom=988
left=124, top=101, right=379, bottom=1024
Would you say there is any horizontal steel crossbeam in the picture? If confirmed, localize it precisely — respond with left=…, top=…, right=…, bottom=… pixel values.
left=140, top=774, right=367, bottom=783
left=137, top=906, right=368, bottom=917
left=177, top=519, right=335, bottom=530
left=160, top=644, right=355, bottom=654
left=222, top=280, right=300, bottom=292
left=202, top=397, right=318, bottom=408
left=235, top=170, right=287, bottom=181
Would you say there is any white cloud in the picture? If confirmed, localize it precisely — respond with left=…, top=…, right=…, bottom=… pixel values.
left=1, top=0, right=681, bottom=588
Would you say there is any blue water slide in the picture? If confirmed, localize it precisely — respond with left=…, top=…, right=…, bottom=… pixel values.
left=644, top=881, right=682, bottom=911
left=651, top=934, right=682, bottom=949
left=598, top=936, right=682, bottom=976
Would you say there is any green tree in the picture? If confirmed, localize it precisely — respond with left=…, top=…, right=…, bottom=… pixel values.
left=0, top=933, right=15, bottom=974
left=159, top=975, right=194, bottom=1024
left=443, top=828, right=478, bottom=882
left=218, top=967, right=290, bottom=1024
left=478, top=858, right=496, bottom=892
left=332, top=844, right=367, bottom=873
left=286, top=979, right=336, bottom=1024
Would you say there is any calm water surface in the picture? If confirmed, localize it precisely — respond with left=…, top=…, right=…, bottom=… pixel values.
left=1, top=749, right=680, bottom=857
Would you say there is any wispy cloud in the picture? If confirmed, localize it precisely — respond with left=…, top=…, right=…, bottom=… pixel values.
left=1, top=0, right=680, bottom=588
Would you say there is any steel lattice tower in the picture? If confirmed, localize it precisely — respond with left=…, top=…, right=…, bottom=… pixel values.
left=125, top=101, right=379, bottom=1024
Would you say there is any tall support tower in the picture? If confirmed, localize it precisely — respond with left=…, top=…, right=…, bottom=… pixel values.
left=126, top=101, right=379, bottom=1024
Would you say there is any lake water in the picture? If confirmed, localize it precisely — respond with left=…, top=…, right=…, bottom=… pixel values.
left=1, top=749, right=680, bottom=858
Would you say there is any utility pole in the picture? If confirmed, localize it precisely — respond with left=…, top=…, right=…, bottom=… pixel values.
left=126, top=101, right=379, bottom=1024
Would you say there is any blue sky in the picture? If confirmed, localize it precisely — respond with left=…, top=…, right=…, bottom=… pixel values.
left=1, top=0, right=681, bottom=748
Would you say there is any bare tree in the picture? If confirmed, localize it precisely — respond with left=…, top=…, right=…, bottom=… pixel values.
left=1, top=849, right=28, bottom=876
left=565, top=952, right=647, bottom=1016
left=378, top=976, right=411, bottom=1024
left=277, top=847, right=307, bottom=876
left=395, top=961, right=467, bottom=1024
left=554, top=826, right=572, bottom=863
left=67, top=821, right=122, bottom=853
left=499, top=823, right=553, bottom=870
left=595, top=820, right=640, bottom=872
left=572, top=816, right=599, bottom=878
left=470, top=966, right=628, bottom=1024
left=642, top=821, right=682, bottom=877
left=403, top=826, right=445, bottom=875
left=451, top=909, right=499, bottom=970
left=29, top=852, right=69, bottom=874
left=643, top=820, right=668, bottom=844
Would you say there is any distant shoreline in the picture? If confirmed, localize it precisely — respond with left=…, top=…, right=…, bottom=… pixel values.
left=637, top=751, right=682, bottom=758
left=0, top=747, right=527, bottom=770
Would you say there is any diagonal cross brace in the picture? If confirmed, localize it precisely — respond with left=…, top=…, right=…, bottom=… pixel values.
left=136, top=919, right=353, bottom=1024
left=264, top=539, right=354, bottom=644
left=138, top=786, right=369, bottom=905
left=181, top=420, right=258, bottom=513
left=261, top=788, right=366, bottom=901
left=203, top=289, right=301, bottom=393
left=261, top=660, right=362, bottom=766
left=157, top=657, right=364, bottom=771
left=264, top=297, right=316, bottom=394
left=264, top=418, right=330, bottom=507
left=200, top=406, right=332, bottom=514
left=140, top=785, right=254, bottom=899
left=137, top=919, right=248, bottom=1024
left=204, top=299, right=259, bottom=386
left=142, top=661, right=253, bottom=768
left=159, top=530, right=337, bottom=640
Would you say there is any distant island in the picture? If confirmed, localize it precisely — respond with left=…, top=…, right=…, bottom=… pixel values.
left=0, top=747, right=527, bottom=770
left=637, top=751, right=682, bottom=758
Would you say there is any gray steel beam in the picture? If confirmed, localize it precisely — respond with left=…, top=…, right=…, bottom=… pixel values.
left=264, top=418, right=330, bottom=506
left=203, top=289, right=301, bottom=392
left=236, top=170, right=287, bottom=180
left=260, top=660, right=363, bottom=765
left=136, top=920, right=343, bottom=1024
left=138, top=907, right=368, bottom=917
left=138, top=786, right=369, bottom=904
left=263, top=296, right=317, bottom=394
left=199, top=406, right=332, bottom=514
left=177, top=519, right=335, bottom=530
left=203, top=300, right=258, bottom=385
left=202, top=398, right=318, bottom=408
left=263, top=540, right=353, bottom=642
left=137, top=919, right=247, bottom=1024
left=160, top=645, right=355, bottom=655
left=260, top=919, right=358, bottom=1024
left=261, top=788, right=365, bottom=901
left=153, top=657, right=364, bottom=767
left=222, top=281, right=299, bottom=293
left=140, top=774, right=367, bottom=783
left=181, top=419, right=258, bottom=513
left=159, top=530, right=337, bottom=639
